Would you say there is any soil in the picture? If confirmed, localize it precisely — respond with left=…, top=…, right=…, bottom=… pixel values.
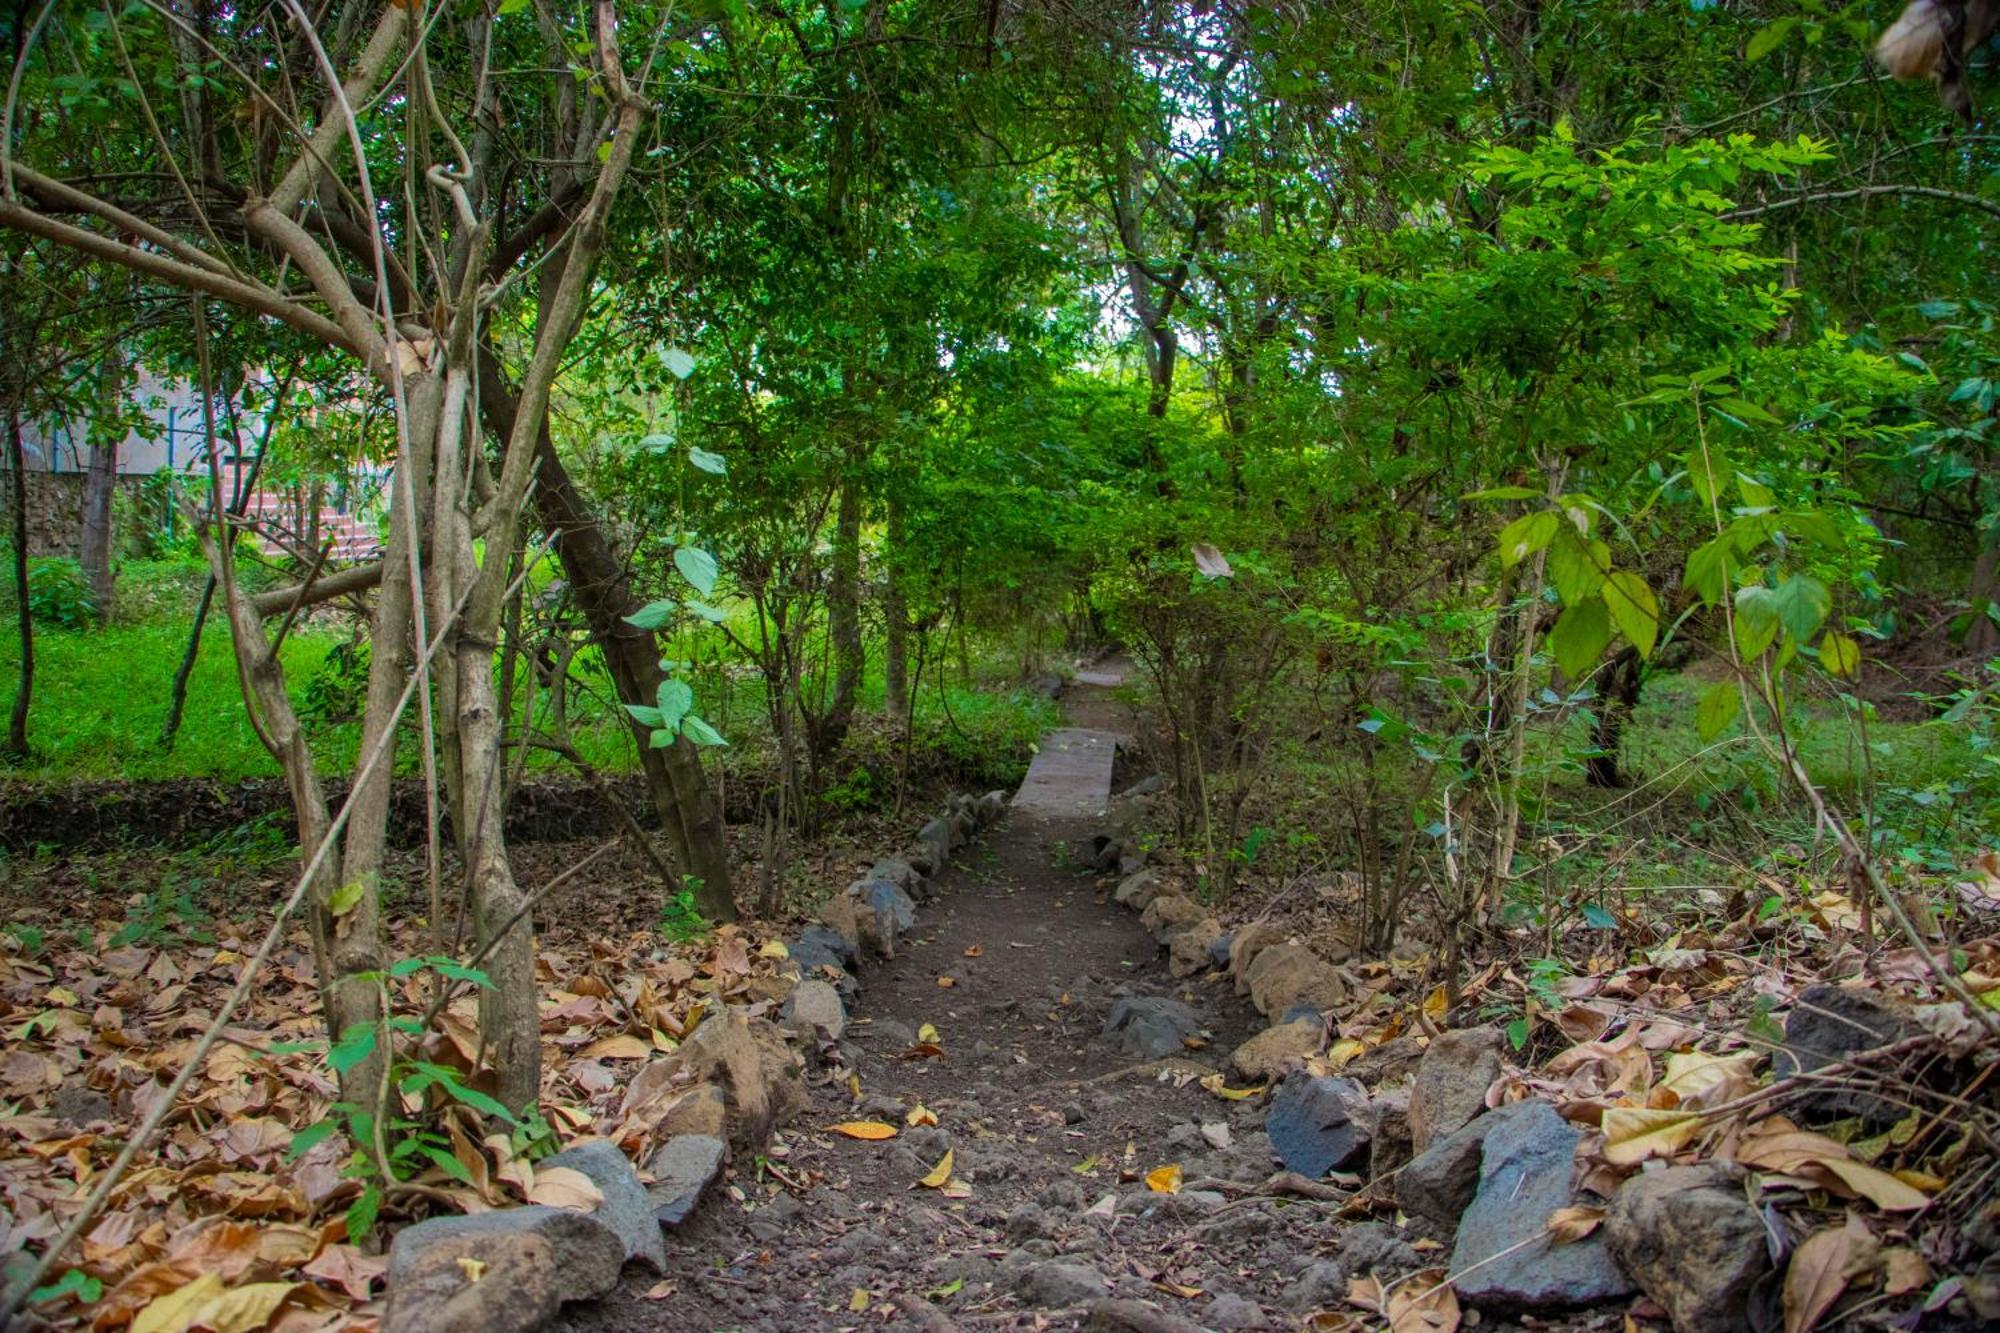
left=568, top=669, right=1381, bottom=1333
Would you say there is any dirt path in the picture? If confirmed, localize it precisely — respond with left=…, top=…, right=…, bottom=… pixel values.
left=577, top=668, right=1360, bottom=1332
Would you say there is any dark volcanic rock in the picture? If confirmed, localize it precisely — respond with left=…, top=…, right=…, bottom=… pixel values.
left=647, top=1134, right=727, bottom=1226
left=1266, top=1074, right=1372, bottom=1178
left=539, top=1139, right=665, bottom=1272
left=1449, top=1101, right=1633, bottom=1310
left=1776, top=983, right=1920, bottom=1125
left=1100, top=996, right=1203, bottom=1059
left=1606, top=1164, right=1771, bottom=1333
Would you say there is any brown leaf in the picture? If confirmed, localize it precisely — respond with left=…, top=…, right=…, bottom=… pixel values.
left=526, top=1165, right=605, bottom=1211
left=578, top=1034, right=651, bottom=1061
left=1783, top=1216, right=1878, bottom=1333
left=1881, top=1247, right=1929, bottom=1296
left=300, top=1245, right=385, bottom=1301
left=962, top=944, right=983, bottom=958
left=1546, top=1204, right=1605, bottom=1244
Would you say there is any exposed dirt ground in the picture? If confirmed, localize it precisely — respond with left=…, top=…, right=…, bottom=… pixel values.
left=568, top=673, right=1387, bottom=1333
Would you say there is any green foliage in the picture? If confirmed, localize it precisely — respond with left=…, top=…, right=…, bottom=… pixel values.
left=659, top=878, right=712, bottom=943
left=24, top=559, right=96, bottom=629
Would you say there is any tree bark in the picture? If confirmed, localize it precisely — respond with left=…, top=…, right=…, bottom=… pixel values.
left=1969, top=543, right=2000, bottom=658
left=1585, top=646, right=1643, bottom=789
left=819, top=466, right=864, bottom=754
left=79, top=351, right=123, bottom=621
left=7, top=400, right=31, bottom=758
left=883, top=487, right=907, bottom=727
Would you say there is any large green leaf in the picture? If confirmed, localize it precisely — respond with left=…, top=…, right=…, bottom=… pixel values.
left=1549, top=597, right=1612, bottom=679
left=681, top=715, right=728, bottom=747
left=1601, top=570, right=1659, bottom=659
left=1772, top=574, right=1831, bottom=642
left=674, top=546, right=719, bottom=597
left=1547, top=530, right=1609, bottom=607
left=1696, top=682, right=1742, bottom=742
left=1734, top=585, right=1780, bottom=658
left=624, top=599, right=675, bottom=630
left=1820, top=631, right=1860, bottom=679
left=1496, top=510, right=1560, bottom=568
left=657, top=678, right=694, bottom=732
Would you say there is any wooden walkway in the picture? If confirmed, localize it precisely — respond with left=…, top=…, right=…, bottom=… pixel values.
left=1012, top=727, right=1122, bottom=818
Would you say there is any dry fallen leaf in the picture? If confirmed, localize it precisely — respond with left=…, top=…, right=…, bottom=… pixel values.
left=1145, top=1163, right=1183, bottom=1194
left=642, top=1280, right=678, bottom=1300
left=1198, top=1073, right=1266, bottom=1100
left=1546, top=1204, right=1606, bottom=1244
left=578, top=1034, right=651, bottom=1061
left=906, top=1105, right=939, bottom=1127
left=916, top=1023, right=939, bottom=1043
left=849, top=1288, right=870, bottom=1313
left=1783, top=1215, right=1878, bottom=1333
left=828, top=1121, right=899, bottom=1141
left=526, top=1165, right=605, bottom=1211
left=918, top=1149, right=954, bottom=1189
left=936, top=976, right=956, bottom=988
left=1601, top=1107, right=1703, bottom=1166
left=962, top=944, right=983, bottom=958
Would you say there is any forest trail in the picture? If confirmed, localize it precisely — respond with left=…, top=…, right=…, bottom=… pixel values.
left=579, top=667, right=1352, bottom=1332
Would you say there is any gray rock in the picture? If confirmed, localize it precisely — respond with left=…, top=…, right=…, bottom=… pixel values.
left=1100, top=996, right=1203, bottom=1059
left=1118, top=852, right=1148, bottom=876
left=1281, top=1260, right=1348, bottom=1313
left=1007, top=1203, right=1059, bottom=1242
left=383, top=1222, right=559, bottom=1333
left=1267, top=1074, right=1372, bottom=1178
left=869, top=857, right=920, bottom=890
left=539, top=1139, right=665, bottom=1273
left=781, top=978, right=846, bottom=1040
left=1450, top=1101, right=1634, bottom=1310
left=1368, top=1087, right=1414, bottom=1187
left=1016, top=1259, right=1109, bottom=1307
left=387, top=1205, right=623, bottom=1307
left=976, top=791, right=1007, bottom=824
left=1396, top=1105, right=1516, bottom=1238
left=1208, top=933, right=1235, bottom=969
left=647, top=1134, right=726, bottom=1226
left=919, top=817, right=955, bottom=864
left=1112, top=870, right=1161, bottom=909
left=1776, top=983, right=1920, bottom=1125
left=1061, top=1101, right=1087, bottom=1125
left=1228, top=1019, right=1324, bottom=1082
left=1409, top=1026, right=1503, bottom=1153
left=1606, top=1164, right=1771, bottom=1333
left=1118, top=774, right=1166, bottom=798
left=48, top=1086, right=117, bottom=1129
left=1204, top=1292, right=1268, bottom=1329
left=1089, top=834, right=1124, bottom=873
left=790, top=926, right=855, bottom=975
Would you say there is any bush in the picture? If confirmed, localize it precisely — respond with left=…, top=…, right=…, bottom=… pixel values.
left=25, top=559, right=96, bottom=628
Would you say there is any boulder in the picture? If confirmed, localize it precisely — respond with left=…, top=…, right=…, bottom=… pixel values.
left=868, top=857, right=920, bottom=890
left=1409, top=1026, right=1503, bottom=1153
left=1776, top=983, right=1921, bottom=1125
left=538, top=1139, right=665, bottom=1273
left=848, top=878, right=917, bottom=959
left=1346, top=1035, right=1424, bottom=1087
left=1228, top=923, right=1287, bottom=989
left=976, top=790, right=1007, bottom=824
left=781, top=978, right=846, bottom=1040
left=1168, top=918, right=1226, bottom=978
left=1367, top=1086, right=1414, bottom=1186
left=1243, top=944, right=1345, bottom=1017
left=1208, top=933, right=1234, bottom=970
left=918, top=817, right=955, bottom=867
left=383, top=1223, right=559, bottom=1333
left=666, top=1006, right=806, bottom=1149
left=1117, top=775, right=1167, bottom=798
left=1204, top=1292, right=1268, bottom=1330
left=1266, top=1074, right=1371, bottom=1178
left=387, top=1206, right=623, bottom=1312
left=654, top=1082, right=727, bottom=1140
left=1605, top=1164, right=1771, bottom=1333
left=1139, top=893, right=1204, bottom=943
left=1449, top=1101, right=1633, bottom=1310
left=1227, top=1019, right=1324, bottom=1082
left=815, top=894, right=862, bottom=952
left=1118, top=851, right=1149, bottom=876
left=1112, top=870, right=1162, bottom=910
left=1101, top=996, right=1204, bottom=1060
left=647, top=1134, right=727, bottom=1226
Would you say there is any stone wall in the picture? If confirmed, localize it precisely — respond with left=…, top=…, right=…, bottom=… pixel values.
left=1, top=471, right=153, bottom=557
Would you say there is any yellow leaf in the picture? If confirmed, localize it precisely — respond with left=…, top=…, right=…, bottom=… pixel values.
left=1893, top=1167, right=1946, bottom=1192
left=849, top=1288, right=871, bottom=1313
left=196, top=1282, right=301, bottom=1333
left=1145, top=1163, right=1183, bottom=1194
left=579, top=1034, right=652, bottom=1061
left=1601, top=1107, right=1703, bottom=1166
left=846, top=1072, right=862, bottom=1101
left=906, top=1105, right=939, bottom=1127
left=1198, top=1073, right=1267, bottom=1100
left=1815, top=1157, right=1931, bottom=1211
left=829, top=1121, right=899, bottom=1141
left=1546, top=1205, right=1605, bottom=1245
left=526, top=1165, right=605, bottom=1211
left=918, top=1149, right=954, bottom=1188
left=1073, top=1154, right=1099, bottom=1175
left=939, top=1177, right=972, bottom=1199
left=1325, top=1038, right=1367, bottom=1069
left=456, top=1257, right=487, bottom=1283
left=1421, top=985, right=1448, bottom=1023
left=133, top=1273, right=226, bottom=1333
left=963, top=944, right=984, bottom=958
left=757, top=939, right=790, bottom=959
left=936, top=975, right=956, bottom=988
left=1659, top=1051, right=1761, bottom=1110
left=917, top=1023, right=939, bottom=1043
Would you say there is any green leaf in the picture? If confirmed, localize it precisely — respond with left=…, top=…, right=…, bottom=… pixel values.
left=1696, top=682, right=1742, bottom=742
left=657, top=678, right=694, bottom=732
left=624, top=702, right=665, bottom=727
left=1496, top=510, right=1559, bottom=568
left=683, top=599, right=728, bottom=623
left=329, top=879, right=365, bottom=917
left=346, top=1184, right=382, bottom=1242
left=1745, top=16, right=1797, bottom=61
left=674, top=546, right=719, bottom=597
left=1821, top=630, right=1861, bottom=678
left=1685, top=443, right=1731, bottom=509
left=659, top=346, right=697, bottom=379
left=1506, top=1016, right=1530, bottom=1050
left=1547, top=530, right=1609, bottom=607
left=1711, top=396, right=1781, bottom=426
left=1549, top=597, right=1612, bottom=679
left=638, top=432, right=677, bottom=453
left=681, top=715, right=728, bottom=748
left=286, top=1118, right=340, bottom=1162
left=1734, top=586, right=1781, bottom=658
left=1581, top=904, right=1618, bottom=930
left=1602, top=571, right=1659, bottom=659
left=388, top=957, right=426, bottom=978
left=688, top=446, right=727, bottom=475
left=1683, top=535, right=1732, bottom=607
left=421, top=1143, right=476, bottom=1186
left=1462, top=485, right=1540, bottom=502
left=1772, top=574, right=1832, bottom=641
left=624, top=599, right=676, bottom=630
left=425, top=957, right=494, bottom=989
left=30, top=1269, right=103, bottom=1305
left=411, top=1062, right=517, bottom=1123
left=328, top=1023, right=378, bottom=1077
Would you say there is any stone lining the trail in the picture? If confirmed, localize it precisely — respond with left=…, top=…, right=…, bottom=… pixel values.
left=381, top=788, right=1013, bottom=1333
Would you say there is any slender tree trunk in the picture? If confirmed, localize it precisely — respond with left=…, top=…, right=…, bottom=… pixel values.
left=79, top=352, right=123, bottom=621
left=6, top=400, right=32, bottom=758
left=883, top=487, right=907, bottom=727
left=820, top=465, right=863, bottom=754
left=1585, top=647, right=1643, bottom=789
left=1969, top=543, right=2000, bottom=658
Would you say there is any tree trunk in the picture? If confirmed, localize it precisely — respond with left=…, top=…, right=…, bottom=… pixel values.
left=474, top=350, right=737, bottom=922
left=6, top=400, right=31, bottom=758
left=1969, top=543, right=2000, bottom=658
left=818, top=466, right=863, bottom=754
left=1585, top=647, right=1643, bottom=789
left=883, top=487, right=907, bottom=727
left=79, top=352, right=123, bottom=621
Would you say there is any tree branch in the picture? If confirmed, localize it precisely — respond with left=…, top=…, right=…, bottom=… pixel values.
left=1723, top=184, right=2000, bottom=226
